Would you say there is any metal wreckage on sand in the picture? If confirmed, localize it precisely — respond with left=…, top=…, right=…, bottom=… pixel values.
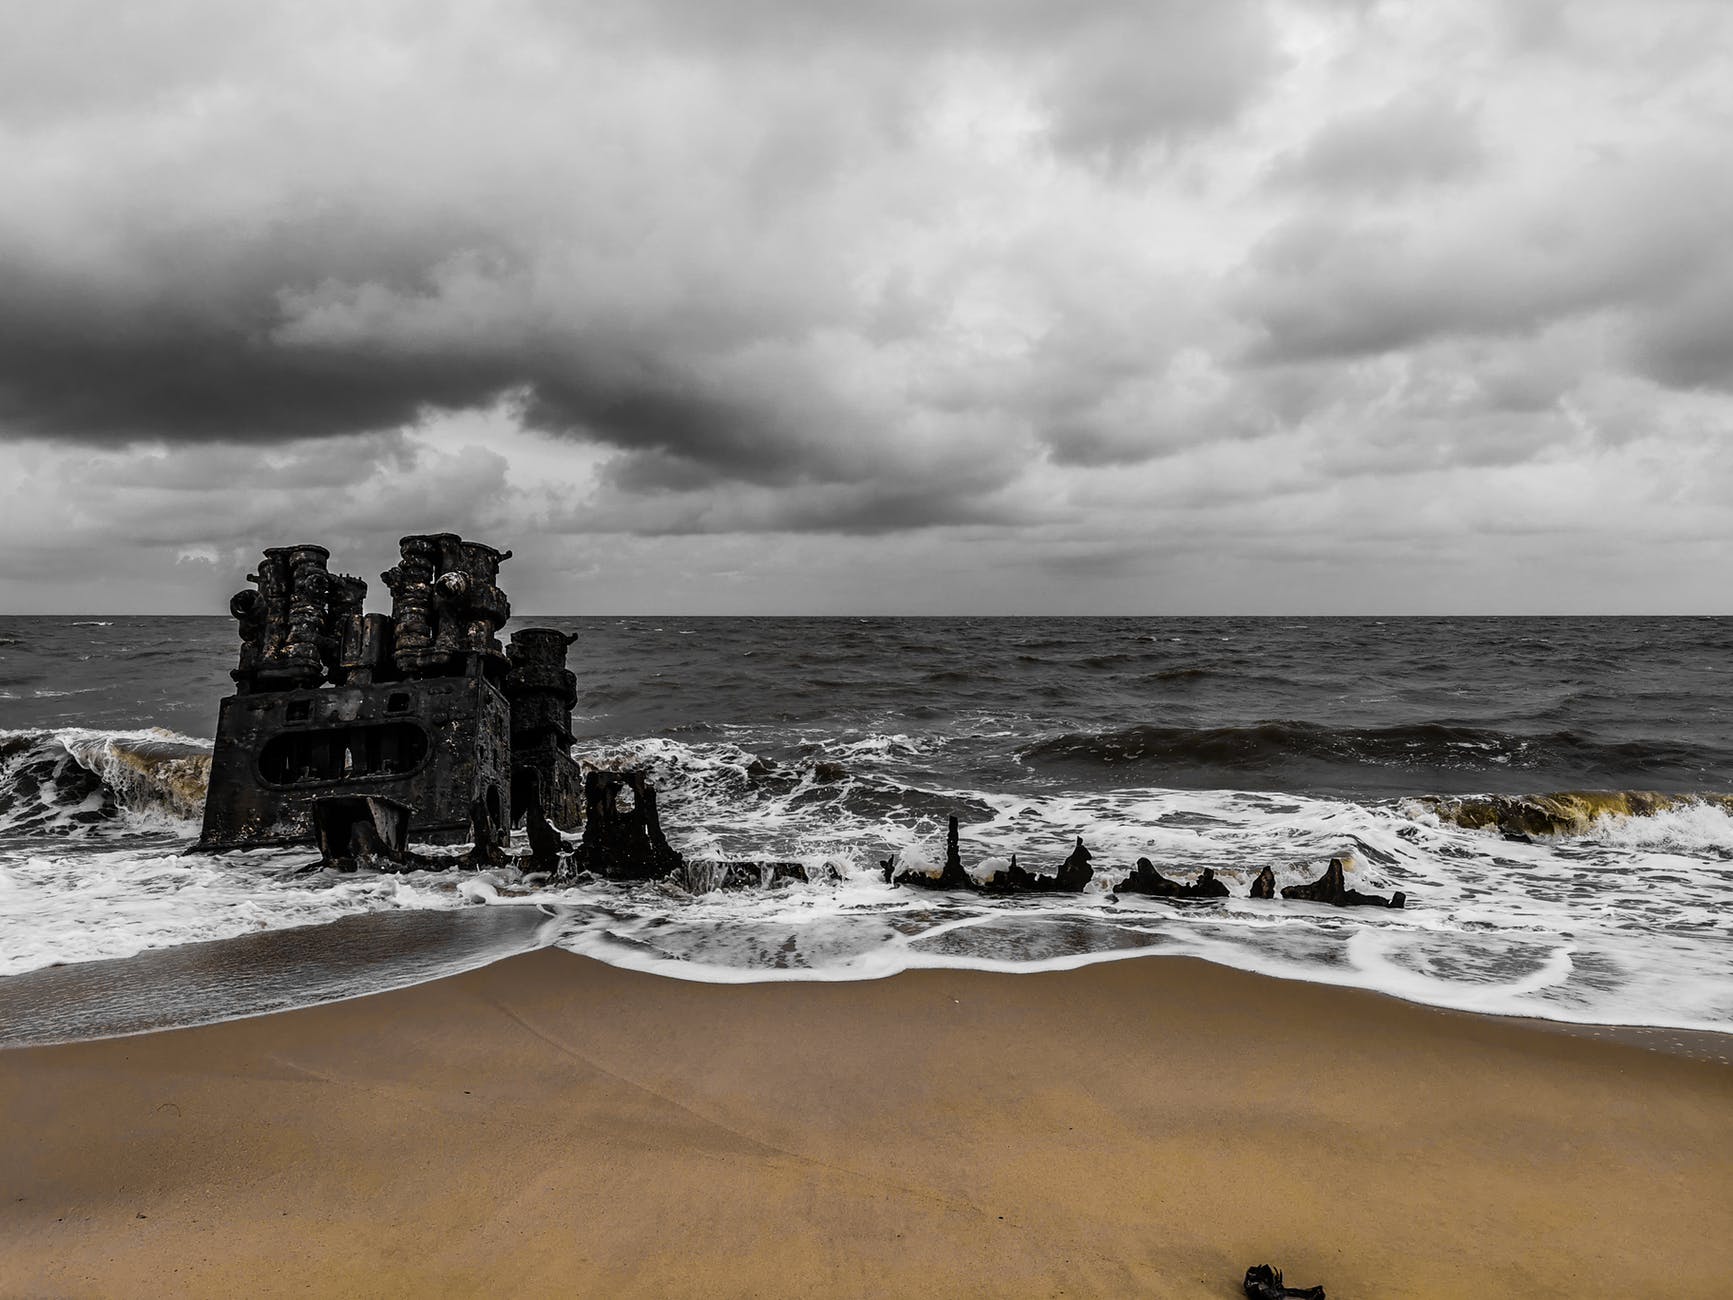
left=197, top=534, right=1404, bottom=908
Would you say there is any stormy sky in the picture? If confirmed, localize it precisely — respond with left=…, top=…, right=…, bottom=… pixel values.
left=2, top=0, right=1730, bottom=614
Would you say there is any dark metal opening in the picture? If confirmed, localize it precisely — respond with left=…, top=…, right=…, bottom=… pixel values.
left=286, top=699, right=313, bottom=721
left=257, top=721, right=430, bottom=787
left=386, top=692, right=411, bottom=714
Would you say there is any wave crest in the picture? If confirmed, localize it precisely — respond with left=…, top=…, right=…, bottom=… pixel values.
left=0, top=728, right=210, bottom=832
left=1416, top=791, right=1733, bottom=839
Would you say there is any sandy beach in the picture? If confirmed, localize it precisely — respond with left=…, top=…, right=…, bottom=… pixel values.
left=3, top=950, right=1729, bottom=1298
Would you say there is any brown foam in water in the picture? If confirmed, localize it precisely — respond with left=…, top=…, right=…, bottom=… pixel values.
left=1420, top=790, right=1733, bottom=837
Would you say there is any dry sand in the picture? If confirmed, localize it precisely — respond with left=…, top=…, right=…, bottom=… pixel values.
left=3, top=950, right=1729, bottom=1298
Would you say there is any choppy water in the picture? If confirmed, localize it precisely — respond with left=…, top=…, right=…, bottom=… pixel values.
left=2, top=615, right=1731, bottom=1036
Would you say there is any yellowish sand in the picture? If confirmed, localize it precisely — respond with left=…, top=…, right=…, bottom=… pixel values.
left=4, top=951, right=1729, bottom=1298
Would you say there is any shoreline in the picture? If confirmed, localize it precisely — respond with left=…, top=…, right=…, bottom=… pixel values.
left=3, top=906, right=1730, bottom=1063
left=5, top=947, right=1730, bottom=1297
left=0, top=905, right=560, bottom=1049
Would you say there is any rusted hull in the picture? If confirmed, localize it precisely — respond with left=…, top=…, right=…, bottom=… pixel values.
left=198, top=672, right=512, bottom=849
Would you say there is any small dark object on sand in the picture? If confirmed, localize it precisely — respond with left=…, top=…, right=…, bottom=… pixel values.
left=1281, top=857, right=1405, bottom=908
left=1244, top=1262, right=1325, bottom=1299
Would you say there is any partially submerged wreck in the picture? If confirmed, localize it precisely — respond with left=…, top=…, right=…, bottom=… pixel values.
left=197, top=534, right=1407, bottom=907
left=882, top=817, right=1403, bottom=907
left=199, top=534, right=580, bottom=858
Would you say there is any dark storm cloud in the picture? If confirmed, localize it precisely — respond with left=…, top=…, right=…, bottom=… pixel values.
left=0, top=0, right=1287, bottom=470
left=2, top=0, right=1732, bottom=614
left=0, top=225, right=879, bottom=498
left=0, top=243, right=515, bottom=444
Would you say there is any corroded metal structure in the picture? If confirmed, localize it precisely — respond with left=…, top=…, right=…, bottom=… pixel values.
left=198, top=534, right=576, bottom=851
left=504, top=628, right=582, bottom=831
left=197, top=538, right=1413, bottom=910
left=567, top=769, right=685, bottom=880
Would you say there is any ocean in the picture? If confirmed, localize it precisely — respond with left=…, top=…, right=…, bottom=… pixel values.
left=3, top=614, right=1731, bottom=1037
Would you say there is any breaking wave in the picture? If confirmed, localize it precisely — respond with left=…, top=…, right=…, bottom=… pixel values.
left=0, top=728, right=210, bottom=832
left=1417, top=790, right=1733, bottom=840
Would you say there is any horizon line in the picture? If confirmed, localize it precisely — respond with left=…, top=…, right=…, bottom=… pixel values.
left=2, top=611, right=1727, bottom=620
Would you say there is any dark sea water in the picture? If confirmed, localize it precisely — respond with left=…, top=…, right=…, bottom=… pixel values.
left=3, top=615, right=1732, bottom=1035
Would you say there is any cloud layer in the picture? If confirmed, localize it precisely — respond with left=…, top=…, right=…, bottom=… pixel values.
left=2, top=0, right=1730, bottom=612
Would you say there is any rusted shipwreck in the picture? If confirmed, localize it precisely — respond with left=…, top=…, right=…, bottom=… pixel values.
left=198, top=534, right=1406, bottom=907
left=199, top=534, right=582, bottom=861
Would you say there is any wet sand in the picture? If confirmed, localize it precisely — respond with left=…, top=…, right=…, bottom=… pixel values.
left=3, top=950, right=1729, bottom=1298
left=0, top=906, right=557, bottom=1047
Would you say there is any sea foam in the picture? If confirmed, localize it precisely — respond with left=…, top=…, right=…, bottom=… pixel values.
left=2, top=726, right=1732, bottom=1035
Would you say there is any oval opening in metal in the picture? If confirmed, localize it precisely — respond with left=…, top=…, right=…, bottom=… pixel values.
left=257, top=722, right=430, bottom=787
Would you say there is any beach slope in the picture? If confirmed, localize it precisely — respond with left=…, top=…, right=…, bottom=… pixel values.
left=4, top=951, right=1729, bottom=1298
